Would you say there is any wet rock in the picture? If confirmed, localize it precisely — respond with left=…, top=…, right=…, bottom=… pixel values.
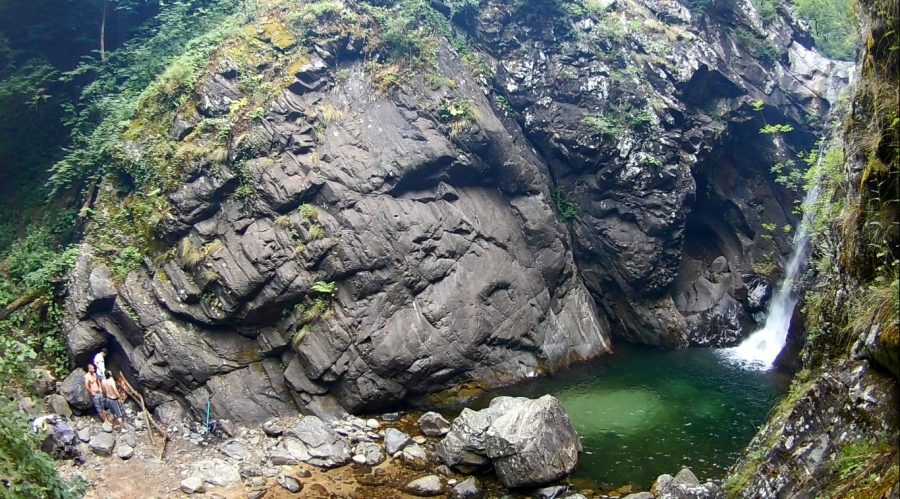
left=403, top=475, right=443, bottom=496
left=284, top=415, right=352, bottom=467
left=652, top=467, right=720, bottom=499
left=450, top=477, right=482, bottom=499
left=180, top=476, right=206, bottom=494
left=384, top=427, right=413, bottom=455
left=277, top=474, right=302, bottom=493
left=418, top=412, right=451, bottom=437
left=401, top=443, right=430, bottom=468
left=45, top=394, right=72, bottom=417
left=485, top=396, right=580, bottom=488
left=89, top=432, right=116, bottom=456
left=116, top=444, right=134, bottom=460
left=354, top=441, right=385, bottom=466
left=194, top=458, right=241, bottom=487
left=534, top=485, right=570, bottom=499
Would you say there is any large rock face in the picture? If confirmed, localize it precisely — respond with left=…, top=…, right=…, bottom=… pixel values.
left=62, top=0, right=844, bottom=421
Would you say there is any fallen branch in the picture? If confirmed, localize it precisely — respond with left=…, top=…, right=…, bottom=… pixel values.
left=117, top=374, right=169, bottom=460
left=0, top=291, right=44, bottom=321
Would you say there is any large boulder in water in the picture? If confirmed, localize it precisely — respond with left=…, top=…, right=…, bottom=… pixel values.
left=437, top=395, right=580, bottom=488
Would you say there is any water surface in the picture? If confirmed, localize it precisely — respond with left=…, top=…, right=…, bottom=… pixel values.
left=470, top=344, right=790, bottom=489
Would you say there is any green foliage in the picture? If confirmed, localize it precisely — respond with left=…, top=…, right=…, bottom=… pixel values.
left=751, top=0, right=780, bottom=24
left=299, top=203, right=318, bottom=220
left=311, top=280, right=337, bottom=296
left=439, top=98, right=474, bottom=122
left=112, top=246, right=144, bottom=280
left=48, top=1, right=240, bottom=195
left=0, top=398, right=77, bottom=499
left=553, top=187, right=579, bottom=223
left=760, top=123, right=795, bottom=134
left=307, top=224, right=326, bottom=241
left=366, top=0, right=450, bottom=68
left=735, top=28, right=781, bottom=65
left=791, top=0, right=857, bottom=60
left=581, top=113, right=621, bottom=136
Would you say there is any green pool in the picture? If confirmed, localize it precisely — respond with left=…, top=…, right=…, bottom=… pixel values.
left=471, top=344, right=791, bottom=489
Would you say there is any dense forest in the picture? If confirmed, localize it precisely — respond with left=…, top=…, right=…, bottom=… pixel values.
left=1, top=0, right=894, bottom=497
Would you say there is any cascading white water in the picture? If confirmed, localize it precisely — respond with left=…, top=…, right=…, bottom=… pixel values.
left=726, top=185, right=820, bottom=368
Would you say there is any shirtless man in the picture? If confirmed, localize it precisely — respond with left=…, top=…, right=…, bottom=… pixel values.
left=84, top=364, right=107, bottom=424
left=101, top=371, right=124, bottom=430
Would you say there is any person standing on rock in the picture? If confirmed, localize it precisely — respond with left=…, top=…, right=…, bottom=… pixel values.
left=84, top=364, right=108, bottom=424
left=94, top=348, right=107, bottom=380
left=102, top=371, right=124, bottom=430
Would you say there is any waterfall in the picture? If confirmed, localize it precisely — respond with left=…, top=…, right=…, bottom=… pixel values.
left=727, top=184, right=820, bottom=368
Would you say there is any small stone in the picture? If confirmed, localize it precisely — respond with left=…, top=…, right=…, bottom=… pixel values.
left=77, top=428, right=91, bottom=443
left=622, top=493, right=654, bottom=499
left=674, top=467, right=700, bottom=487
left=710, top=255, right=729, bottom=274
left=534, top=485, right=569, bottom=499
left=218, top=439, right=249, bottom=460
left=354, top=441, right=385, bottom=466
left=383, top=428, right=412, bottom=454
left=124, top=434, right=137, bottom=448
left=194, top=458, right=240, bottom=487
left=401, top=444, right=429, bottom=469
left=436, top=464, right=454, bottom=477
left=382, top=412, right=401, bottom=421
left=247, top=490, right=266, bottom=499
left=180, top=476, right=206, bottom=494
left=366, top=419, right=381, bottom=430
left=447, top=479, right=458, bottom=486
left=404, top=475, right=443, bottom=496
left=116, top=444, right=134, bottom=460
left=277, top=474, right=302, bottom=493
left=249, top=477, right=266, bottom=487
left=239, top=463, right=263, bottom=478
left=352, top=454, right=367, bottom=465
left=413, top=436, right=427, bottom=445
left=89, top=433, right=116, bottom=456
left=101, top=422, right=113, bottom=433
left=295, top=469, right=313, bottom=478
left=450, top=477, right=482, bottom=499
left=417, top=412, right=451, bottom=437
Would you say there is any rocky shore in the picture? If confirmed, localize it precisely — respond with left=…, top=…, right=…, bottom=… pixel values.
left=35, top=390, right=723, bottom=498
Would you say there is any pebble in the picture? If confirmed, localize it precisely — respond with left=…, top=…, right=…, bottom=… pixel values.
left=277, top=474, right=302, bottom=493
left=366, top=419, right=381, bottom=429
left=180, top=476, right=205, bottom=494
left=116, top=444, right=134, bottom=460
left=101, top=422, right=113, bottom=433
left=352, top=454, right=367, bottom=465
left=382, top=412, right=401, bottom=422
left=413, top=436, right=427, bottom=445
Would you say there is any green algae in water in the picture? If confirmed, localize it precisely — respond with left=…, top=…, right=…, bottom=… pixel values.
left=472, top=344, right=790, bottom=489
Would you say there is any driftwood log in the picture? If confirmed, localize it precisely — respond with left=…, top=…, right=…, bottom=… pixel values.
left=117, top=372, right=169, bottom=459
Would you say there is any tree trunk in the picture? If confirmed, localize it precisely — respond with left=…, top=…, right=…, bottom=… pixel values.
left=100, top=0, right=109, bottom=62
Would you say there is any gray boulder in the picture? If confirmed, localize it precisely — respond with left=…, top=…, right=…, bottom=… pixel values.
left=485, top=395, right=580, bottom=488
left=384, top=427, right=413, bottom=455
left=417, top=412, right=451, bottom=437
left=44, top=394, right=72, bottom=417
left=623, top=493, right=655, bottom=499
left=194, top=458, right=241, bottom=487
left=652, top=468, right=722, bottom=499
left=77, top=427, right=91, bottom=443
left=354, top=441, right=385, bottom=466
left=403, top=475, right=443, bottom=496
left=283, top=415, right=351, bottom=467
left=89, top=432, right=116, bottom=456
left=401, top=443, right=429, bottom=469
left=59, top=369, right=93, bottom=411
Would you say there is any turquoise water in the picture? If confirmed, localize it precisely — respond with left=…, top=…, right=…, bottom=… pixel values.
left=471, top=344, right=790, bottom=489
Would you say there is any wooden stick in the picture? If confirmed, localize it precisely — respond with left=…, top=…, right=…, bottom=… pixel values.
left=118, top=375, right=169, bottom=459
